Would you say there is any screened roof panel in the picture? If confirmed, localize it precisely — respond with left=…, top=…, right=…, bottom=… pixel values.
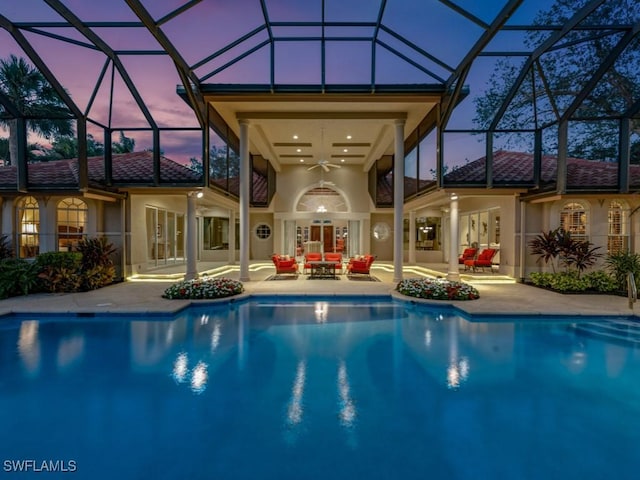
left=323, top=0, right=383, bottom=22
left=1, top=0, right=66, bottom=22
left=159, top=1, right=265, bottom=66
left=0, top=0, right=637, bottom=141
left=118, top=55, right=199, bottom=129
left=264, top=0, right=322, bottom=22
left=576, top=34, right=640, bottom=119
left=89, top=26, right=163, bottom=51
left=382, top=0, right=484, bottom=70
left=49, top=0, right=140, bottom=22
left=20, top=30, right=107, bottom=113
left=325, top=42, right=372, bottom=84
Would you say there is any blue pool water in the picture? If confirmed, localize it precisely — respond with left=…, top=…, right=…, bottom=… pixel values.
left=1, top=298, right=640, bottom=479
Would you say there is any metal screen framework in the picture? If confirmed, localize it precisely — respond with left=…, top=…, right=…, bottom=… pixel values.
left=0, top=0, right=638, bottom=196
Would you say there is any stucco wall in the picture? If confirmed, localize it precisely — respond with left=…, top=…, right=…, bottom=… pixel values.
left=250, top=212, right=274, bottom=260
left=370, top=212, right=394, bottom=261
left=273, top=164, right=370, bottom=214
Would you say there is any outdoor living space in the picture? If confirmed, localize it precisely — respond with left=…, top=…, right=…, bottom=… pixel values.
left=0, top=261, right=630, bottom=318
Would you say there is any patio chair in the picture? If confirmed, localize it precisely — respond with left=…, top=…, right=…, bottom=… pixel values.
left=271, top=254, right=299, bottom=277
left=458, top=247, right=478, bottom=265
left=323, top=252, right=343, bottom=274
left=303, top=252, right=323, bottom=274
left=346, top=254, right=375, bottom=278
left=464, top=248, right=497, bottom=272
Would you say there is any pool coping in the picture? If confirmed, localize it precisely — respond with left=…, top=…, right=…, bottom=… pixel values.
left=1, top=289, right=637, bottom=322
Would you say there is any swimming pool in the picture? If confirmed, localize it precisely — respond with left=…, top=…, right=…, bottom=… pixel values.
left=1, top=297, right=639, bottom=479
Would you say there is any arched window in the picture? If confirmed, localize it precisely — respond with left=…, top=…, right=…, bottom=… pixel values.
left=57, top=197, right=87, bottom=251
left=560, top=202, right=587, bottom=241
left=17, top=196, right=39, bottom=258
left=608, top=201, right=629, bottom=254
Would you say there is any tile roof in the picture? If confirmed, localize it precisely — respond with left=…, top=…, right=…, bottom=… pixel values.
left=0, top=151, right=201, bottom=188
left=444, top=150, right=637, bottom=187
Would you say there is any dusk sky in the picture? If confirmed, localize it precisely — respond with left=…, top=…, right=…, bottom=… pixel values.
left=0, top=0, right=557, bottom=164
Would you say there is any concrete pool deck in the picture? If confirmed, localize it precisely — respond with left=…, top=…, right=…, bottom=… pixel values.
left=0, top=261, right=633, bottom=318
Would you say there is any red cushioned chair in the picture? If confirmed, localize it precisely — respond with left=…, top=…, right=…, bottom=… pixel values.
left=458, top=247, right=478, bottom=265
left=323, top=252, right=343, bottom=274
left=303, top=252, right=323, bottom=274
left=271, top=254, right=299, bottom=277
left=464, top=248, right=497, bottom=273
left=346, top=254, right=375, bottom=278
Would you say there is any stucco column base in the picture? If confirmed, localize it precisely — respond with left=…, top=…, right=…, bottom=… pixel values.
left=446, top=271, right=460, bottom=282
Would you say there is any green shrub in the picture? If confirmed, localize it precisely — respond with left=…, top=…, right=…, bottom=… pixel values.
left=0, top=235, right=13, bottom=260
left=76, top=237, right=117, bottom=290
left=34, top=252, right=82, bottom=292
left=0, top=258, right=40, bottom=299
left=548, top=271, right=589, bottom=292
left=583, top=270, right=617, bottom=292
left=605, top=251, right=640, bottom=293
left=163, top=277, right=244, bottom=300
left=529, top=272, right=554, bottom=288
left=396, top=278, right=480, bottom=300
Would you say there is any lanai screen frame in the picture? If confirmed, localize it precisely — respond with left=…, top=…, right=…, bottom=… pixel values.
left=0, top=0, right=637, bottom=198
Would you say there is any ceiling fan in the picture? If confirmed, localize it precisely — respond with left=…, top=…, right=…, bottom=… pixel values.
left=307, top=159, right=341, bottom=172
left=307, top=127, right=341, bottom=172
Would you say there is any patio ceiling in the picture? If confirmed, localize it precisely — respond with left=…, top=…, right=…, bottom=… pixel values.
left=202, top=89, right=441, bottom=171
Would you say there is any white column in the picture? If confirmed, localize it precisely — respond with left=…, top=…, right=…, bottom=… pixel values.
left=239, top=119, right=250, bottom=282
left=228, top=208, right=236, bottom=265
left=447, top=193, right=460, bottom=281
left=408, top=210, right=416, bottom=264
left=393, top=119, right=405, bottom=283
left=185, top=193, right=198, bottom=281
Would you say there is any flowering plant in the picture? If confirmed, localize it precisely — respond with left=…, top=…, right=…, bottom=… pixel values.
left=163, top=276, right=244, bottom=300
left=396, top=278, right=479, bottom=301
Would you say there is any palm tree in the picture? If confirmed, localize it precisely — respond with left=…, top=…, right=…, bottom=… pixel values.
left=0, top=54, right=74, bottom=165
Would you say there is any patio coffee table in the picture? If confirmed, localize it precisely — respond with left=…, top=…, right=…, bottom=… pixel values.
left=308, top=261, right=337, bottom=279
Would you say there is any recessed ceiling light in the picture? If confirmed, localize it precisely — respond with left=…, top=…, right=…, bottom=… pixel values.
left=341, top=158, right=345, bottom=163
left=343, top=148, right=348, bottom=153
left=299, top=159, right=304, bottom=163
left=346, top=135, right=352, bottom=140
left=296, top=148, right=302, bottom=152
left=293, top=135, right=298, bottom=139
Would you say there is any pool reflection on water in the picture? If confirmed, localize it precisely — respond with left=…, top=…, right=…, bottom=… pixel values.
left=1, top=299, right=640, bottom=479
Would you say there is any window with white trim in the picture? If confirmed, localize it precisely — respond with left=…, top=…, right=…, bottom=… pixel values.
left=560, top=202, right=587, bottom=241
left=255, top=223, right=271, bottom=240
left=57, top=197, right=88, bottom=251
left=608, top=200, right=628, bottom=254
left=18, top=196, right=40, bottom=258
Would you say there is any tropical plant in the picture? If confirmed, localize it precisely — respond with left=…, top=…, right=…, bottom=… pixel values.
left=111, top=130, right=135, bottom=154
left=0, top=258, right=40, bottom=298
left=605, top=251, right=640, bottom=293
left=0, top=55, right=74, bottom=166
left=163, top=277, right=244, bottom=300
left=75, top=237, right=117, bottom=290
left=35, top=252, right=82, bottom=293
left=563, top=240, right=603, bottom=275
left=529, top=228, right=602, bottom=277
left=0, top=234, right=13, bottom=259
left=528, top=228, right=562, bottom=272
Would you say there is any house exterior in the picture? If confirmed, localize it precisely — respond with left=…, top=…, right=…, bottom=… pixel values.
left=1, top=3, right=638, bottom=283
